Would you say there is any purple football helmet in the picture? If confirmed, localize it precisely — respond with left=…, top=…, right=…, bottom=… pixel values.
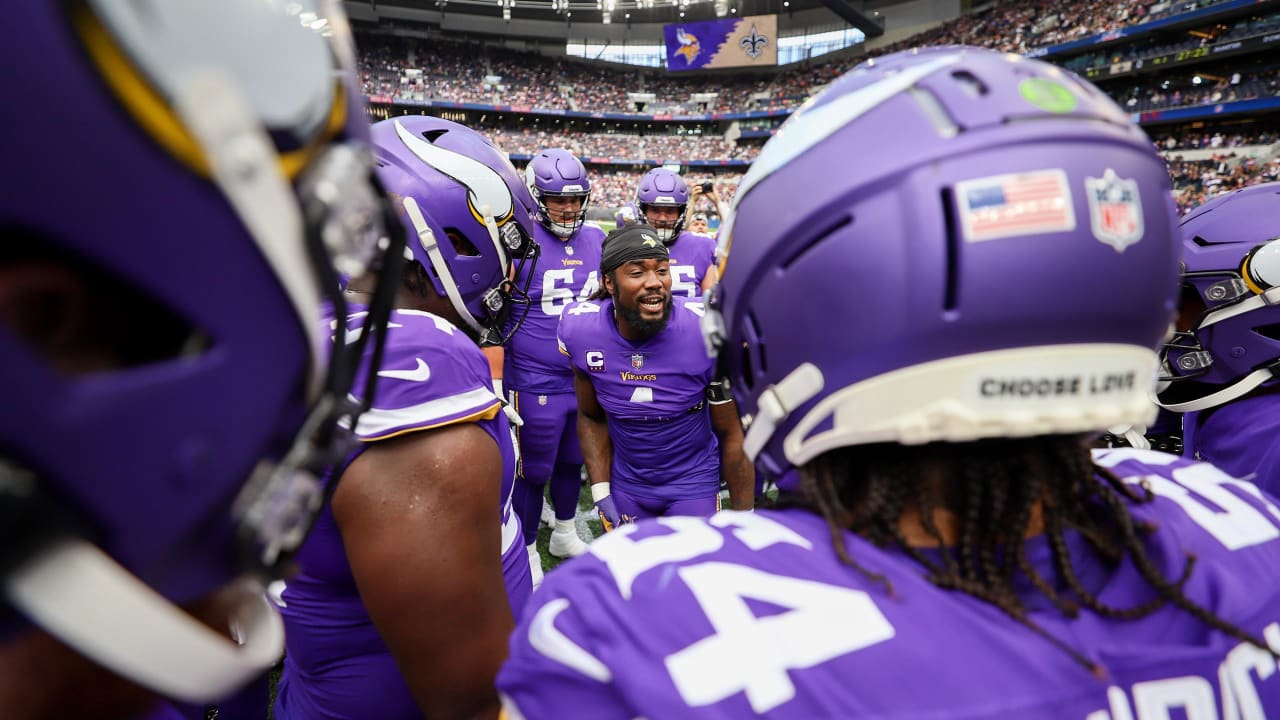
left=525, top=148, right=592, bottom=238
left=706, top=47, right=1180, bottom=480
left=1158, top=183, right=1280, bottom=412
left=371, top=116, right=541, bottom=344
left=0, top=0, right=404, bottom=703
left=636, top=168, right=690, bottom=244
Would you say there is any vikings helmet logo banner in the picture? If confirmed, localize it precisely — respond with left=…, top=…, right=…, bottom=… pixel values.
left=663, top=14, right=778, bottom=71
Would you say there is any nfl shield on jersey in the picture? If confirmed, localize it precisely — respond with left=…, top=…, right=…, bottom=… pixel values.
left=499, top=449, right=1280, bottom=719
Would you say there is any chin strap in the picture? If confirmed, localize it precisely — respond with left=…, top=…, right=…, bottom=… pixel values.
left=1158, top=365, right=1278, bottom=413
left=4, top=539, right=284, bottom=703
left=402, top=196, right=486, bottom=338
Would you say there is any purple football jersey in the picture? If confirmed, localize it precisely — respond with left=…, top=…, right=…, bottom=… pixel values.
left=499, top=448, right=1280, bottom=719
left=1183, top=394, right=1280, bottom=497
left=506, top=222, right=606, bottom=394
left=558, top=296, right=719, bottom=499
left=275, top=308, right=525, bottom=720
left=667, top=230, right=716, bottom=298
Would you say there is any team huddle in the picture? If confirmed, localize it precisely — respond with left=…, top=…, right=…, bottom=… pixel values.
left=5, top=3, right=1280, bottom=720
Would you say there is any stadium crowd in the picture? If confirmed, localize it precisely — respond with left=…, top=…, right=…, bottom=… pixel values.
left=357, top=1, right=1259, bottom=118
left=1113, top=65, right=1280, bottom=113
left=357, top=33, right=781, bottom=114
left=1059, top=10, right=1280, bottom=75
left=358, top=0, right=1278, bottom=216
left=527, top=166, right=740, bottom=211
left=1166, top=153, right=1280, bottom=212
left=1152, top=125, right=1279, bottom=151
left=489, top=125, right=758, bottom=161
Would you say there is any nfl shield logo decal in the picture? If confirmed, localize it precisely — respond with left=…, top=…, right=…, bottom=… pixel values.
left=1085, top=169, right=1144, bottom=252
left=631, top=353, right=645, bottom=369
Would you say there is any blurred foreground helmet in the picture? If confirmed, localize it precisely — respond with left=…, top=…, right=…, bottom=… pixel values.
left=707, top=46, right=1180, bottom=480
left=1, top=0, right=404, bottom=702
left=372, top=115, right=540, bottom=344
left=1158, top=183, right=1280, bottom=412
left=526, top=148, right=592, bottom=238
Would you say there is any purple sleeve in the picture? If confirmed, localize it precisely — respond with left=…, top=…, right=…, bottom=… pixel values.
left=349, top=311, right=501, bottom=441
left=558, top=300, right=605, bottom=375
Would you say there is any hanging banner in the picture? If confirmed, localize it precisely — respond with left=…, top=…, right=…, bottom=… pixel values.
left=663, top=14, right=778, bottom=71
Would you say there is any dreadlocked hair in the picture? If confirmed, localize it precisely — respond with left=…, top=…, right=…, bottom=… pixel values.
left=589, top=270, right=614, bottom=301
left=780, top=435, right=1277, bottom=676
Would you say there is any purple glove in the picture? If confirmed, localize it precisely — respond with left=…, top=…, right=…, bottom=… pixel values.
left=591, top=483, right=626, bottom=532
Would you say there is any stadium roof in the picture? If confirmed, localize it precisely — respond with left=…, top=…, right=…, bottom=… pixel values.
left=347, top=0, right=899, bottom=34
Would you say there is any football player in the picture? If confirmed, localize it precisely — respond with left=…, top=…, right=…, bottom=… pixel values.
left=498, top=47, right=1280, bottom=718
left=506, top=149, right=605, bottom=571
left=273, top=116, right=538, bottom=720
left=0, top=2, right=404, bottom=718
left=1158, top=182, right=1280, bottom=493
left=558, top=224, right=753, bottom=531
left=635, top=168, right=718, bottom=297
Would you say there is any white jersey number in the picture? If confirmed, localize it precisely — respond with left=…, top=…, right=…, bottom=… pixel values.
left=1097, top=449, right=1280, bottom=551
left=671, top=264, right=699, bottom=298
left=584, top=514, right=894, bottom=713
left=541, top=269, right=600, bottom=316
left=1145, top=464, right=1280, bottom=550
left=667, top=562, right=894, bottom=713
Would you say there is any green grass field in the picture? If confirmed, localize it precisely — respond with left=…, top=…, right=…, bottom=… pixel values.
left=534, top=480, right=606, bottom=574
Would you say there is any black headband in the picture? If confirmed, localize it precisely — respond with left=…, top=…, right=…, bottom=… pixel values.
left=600, top=223, right=670, bottom=276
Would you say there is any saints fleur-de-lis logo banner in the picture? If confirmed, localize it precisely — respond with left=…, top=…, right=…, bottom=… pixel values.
left=663, top=14, right=778, bottom=71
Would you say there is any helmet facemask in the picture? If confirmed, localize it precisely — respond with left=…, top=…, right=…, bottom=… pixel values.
left=639, top=201, right=687, bottom=245
left=536, top=188, right=591, bottom=239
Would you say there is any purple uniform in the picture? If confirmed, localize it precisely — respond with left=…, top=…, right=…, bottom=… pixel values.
left=1183, top=394, right=1280, bottom=496
left=558, top=296, right=718, bottom=500
left=499, top=449, right=1280, bottom=719
left=666, top=230, right=716, bottom=298
left=507, top=221, right=605, bottom=395
left=275, top=308, right=529, bottom=720
left=506, top=221, right=605, bottom=538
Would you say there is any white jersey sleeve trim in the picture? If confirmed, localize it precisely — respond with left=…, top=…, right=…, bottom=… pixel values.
left=349, top=386, right=500, bottom=440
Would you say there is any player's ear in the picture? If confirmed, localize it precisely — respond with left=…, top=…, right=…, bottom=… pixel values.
left=602, top=270, right=615, bottom=295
